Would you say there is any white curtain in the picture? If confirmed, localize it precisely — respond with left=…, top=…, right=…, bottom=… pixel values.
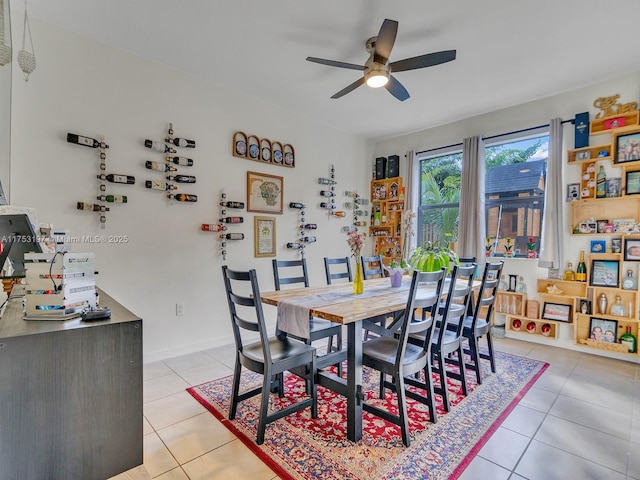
left=538, top=118, right=564, bottom=269
left=458, top=136, right=486, bottom=265
left=403, top=150, right=418, bottom=259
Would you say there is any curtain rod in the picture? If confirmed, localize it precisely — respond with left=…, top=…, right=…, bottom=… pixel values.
left=415, top=118, right=573, bottom=156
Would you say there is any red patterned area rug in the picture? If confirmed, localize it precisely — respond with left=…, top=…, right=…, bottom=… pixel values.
left=187, top=351, right=547, bottom=480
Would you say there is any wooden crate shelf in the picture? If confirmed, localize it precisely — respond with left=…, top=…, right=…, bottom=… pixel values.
left=567, top=144, right=612, bottom=164
left=506, top=315, right=559, bottom=340
left=590, top=111, right=639, bottom=135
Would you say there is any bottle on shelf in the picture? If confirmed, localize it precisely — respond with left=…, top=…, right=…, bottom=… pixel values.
left=563, top=262, right=576, bottom=281
left=145, top=139, right=176, bottom=154
left=576, top=251, right=587, bottom=282
left=166, top=156, right=194, bottom=166
left=515, top=276, right=527, bottom=293
left=319, top=190, right=336, bottom=197
left=596, top=165, right=607, bottom=199
left=598, top=293, right=608, bottom=315
left=96, top=194, right=127, bottom=203
left=301, top=236, right=316, bottom=243
left=623, top=269, right=638, bottom=290
left=67, top=133, right=108, bottom=149
left=219, top=217, right=243, bottom=224
left=289, top=202, right=305, bottom=209
left=220, top=201, right=245, bottom=209
left=77, top=202, right=109, bottom=212
left=168, top=193, right=197, bottom=202
left=620, top=326, right=637, bottom=353
left=97, top=174, right=135, bottom=184
left=165, top=137, right=196, bottom=148
left=145, top=160, right=177, bottom=172
left=317, top=178, right=336, bottom=185
left=145, top=180, right=177, bottom=191
left=300, top=223, right=317, bottom=230
left=166, top=175, right=196, bottom=183
left=201, top=224, right=227, bottom=232
left=320, top=202, right=336, bottom=210
left=286, top=242, right=304, bottom=249
left=220, top=233, right=244, bottom=240
left=610, top=295, right=626, bottom=317
left=498, top=275, right=508, bottom=291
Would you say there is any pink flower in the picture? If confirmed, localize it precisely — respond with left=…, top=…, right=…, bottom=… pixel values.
left=346, top=230, right=365, bottom=258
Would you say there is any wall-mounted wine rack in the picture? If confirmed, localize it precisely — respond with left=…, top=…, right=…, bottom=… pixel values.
left=287, top=202, right=317, bottom=257
left=68, top=132, right=134, bottom=225
left=144, top=123, right=197, bottom=203
left=319, top=164, right=346, bottom=219
left=201, top=191, right=245, bottom=261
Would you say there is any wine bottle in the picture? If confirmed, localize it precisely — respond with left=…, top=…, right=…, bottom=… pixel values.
left=165, top=137, right=196, bottom=148
left=355, top=198, right=369, bottom=205
left=301, top=236, right=317, bottom=243
left=331, top=211, right=346, bottom=218
left=563, top=262, right=575, bottom=281
left=220, top=233, right=244, bottom=240
left=219, top=217, right=243, bottom=224
left=166, top=175, right=196, bottom=183
left=344, top=191, right=358, bottom=197
left=201, top=224, right=227, bottom=232
left=97, top=174, right=135, bottom=184
left=318, top=178, right=336, bottom=185
left=576, top=250, right=587, bottom=282
left=320, top=202, right=335, bottom=210
left=620, top=326, right=637, bottom=353
left=300, top=223, right=317, bottom=230
left=77, top=202, right=109, bottom=212
left=166, top=156, right=194, bottom=166
left=168, top=193, right=198, bottom=202
left=287, top=242, right=304, bottom=249
left=145, top=139, right=176, bottom=154
left=145, top=160, right=177, bottom=172
left=320, top=190, right=335, bottom=197
left=96, top=194, right=127, bottom=203
left=354, top=210, right=369, bottom=216
left=353, top=220, right=368, bottom=226
left=289, top=202, right=305, bottom=209
left=67, top=133, right=108, bottom=149
left=145, top=180, right=177, bottom=191
left=220, top=201, right=245, bottom=209
left=623, top=269, right=638, bottom=290
left=596, top=165, right=607, bottom=199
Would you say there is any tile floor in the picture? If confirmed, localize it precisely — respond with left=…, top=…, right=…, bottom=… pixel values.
left=139, top=337, right=640, bottom=480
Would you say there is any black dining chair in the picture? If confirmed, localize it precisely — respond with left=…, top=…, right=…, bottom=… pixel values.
left=324, top=256, right=353, bottom=284
left=361, top=267, right=447, bottom=446
left=361, top=254, right=386, bottom=279
left=222, top=265, right=317, bottom=445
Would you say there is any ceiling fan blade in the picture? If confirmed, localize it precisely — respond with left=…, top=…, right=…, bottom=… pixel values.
left=390, top=50, right=457, bottom=73
left=373, top=19, right=398, bottom=64
left=306, top=57, right=364, bottom=71
left=385, top=75, right=410, bottom=101
left=331, top=77, right=366, bottom=99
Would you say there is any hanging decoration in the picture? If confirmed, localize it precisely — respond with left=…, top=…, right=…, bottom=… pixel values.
left=18, top=0, right=35, bottom=81
left=0, top=0, right=11, bottom=67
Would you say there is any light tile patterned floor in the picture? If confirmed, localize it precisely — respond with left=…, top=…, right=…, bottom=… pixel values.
left=137, top=338, right=640, bottom=480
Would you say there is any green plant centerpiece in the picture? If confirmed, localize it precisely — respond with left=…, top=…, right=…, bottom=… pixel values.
left=408, top=241, right=459, bottom=273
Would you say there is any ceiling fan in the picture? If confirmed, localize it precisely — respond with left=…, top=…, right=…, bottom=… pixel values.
left=306, top=19, right=456, bottom=101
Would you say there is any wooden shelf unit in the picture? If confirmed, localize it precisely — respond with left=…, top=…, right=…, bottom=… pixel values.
left=589, top=111, right=639, bottom=135
left=370, top=176, right=404, bottom=263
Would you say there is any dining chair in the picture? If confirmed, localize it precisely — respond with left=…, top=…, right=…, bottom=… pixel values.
left=461, top=260, right=503, bottom=384
left=360, top=254, right=385, bottom=279
left=222, top=265, right=317, bottom=445
left=324, top=256, right=352, bottom=284
left=361, top=267, right=447, bottom=446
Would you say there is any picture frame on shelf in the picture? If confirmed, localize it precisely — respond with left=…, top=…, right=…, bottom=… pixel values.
left=541, top=302, right=571, bottom=323
left=596, top=219, right=609, bottom=234
left=589, top=317, right=618, bottom=343
left=589, top=259, right=620, bottom=288
left=613, top=218, right=636, bottom=234
left=623, top=236, right=640, bottom=261
left=566, top=183, right=580, bottom=202
left=579, top=298, right=592, bottom=315
left=578, top=221, right=597, bottom=234
left=611, top=238, right=622, bottom=254
left=247, top=171, right=283, bottom=214
left=590, top=240, right=606, bottom=253
left=576, top=150, right=591, bottom=161
left=254, top=216, right=276, bottom=257
left=614, top=128, right=640, bottom=164
left=606, top=177, right=621, bottom=197
left=625, top=170, right=640, bottom=195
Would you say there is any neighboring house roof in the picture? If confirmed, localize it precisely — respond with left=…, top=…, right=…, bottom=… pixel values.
left=485, top=159, right=546, bottom=196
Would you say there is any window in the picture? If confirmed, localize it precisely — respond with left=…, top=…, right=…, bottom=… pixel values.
left=417, top=131, right=549, bottom=257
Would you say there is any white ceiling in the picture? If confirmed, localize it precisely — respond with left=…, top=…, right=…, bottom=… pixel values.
left=20, top=0, right=640, bottom=140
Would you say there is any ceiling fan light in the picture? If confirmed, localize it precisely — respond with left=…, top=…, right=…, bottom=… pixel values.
left=366, top=73, right=388, bottom=88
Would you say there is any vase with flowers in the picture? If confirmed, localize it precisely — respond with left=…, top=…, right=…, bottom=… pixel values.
left=504, top=238, right=514, bottom=258
left=346, top=230, right=366, bottom=294
left=527, top=237, right=537, bottom=258
left=485, top=237, right=493, bottom=257
left=384, top=260, right=407, bottom=287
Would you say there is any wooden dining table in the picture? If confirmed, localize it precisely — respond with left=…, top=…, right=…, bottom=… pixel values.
left=260, top=275, right=441, bottom=442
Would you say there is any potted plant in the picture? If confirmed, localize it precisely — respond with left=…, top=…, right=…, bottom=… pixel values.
left=527, top=237, right=537, bottom=258
left=408, top=240, right=459, bottom=274
left=485, top=237, right=493, bottom=257
left=384, top=260, right=407, bottom=287
left=504, top=238, right=514, bottom=258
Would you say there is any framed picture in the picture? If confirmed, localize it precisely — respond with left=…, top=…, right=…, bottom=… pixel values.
left=606, top=177, right=621, bottom=197
left=590, top=240, right=606, bottom=253
left=596, top=219, right=609, bottom=234
left=247, top=171, right=283, bottom=214
left=614, top=128, right=640, bottom=164
left=589, top=317, right=618, bottom=343
left=578, top=221, right=597, bottom=234
left=611, top=238, right=622, bottom=254
left=578, top=298, right=592, bottom=315
left=254, top=216, right=276, bottom=257
left=625, top=170, right=640, bottom=195
left=589, top=259, right=620, bottom=288
left=541, top=302, right=571, bottom=323
left=576, top=150, right=591, bottom=160
left=624, top=236, right=640, bottom=261
left=613, top=218, right=636, bottom=234
left=566, top=183, right=580, bottom=202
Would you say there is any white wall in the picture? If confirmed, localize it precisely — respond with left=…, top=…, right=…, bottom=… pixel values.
left=10, top=18, right=372, bottom=362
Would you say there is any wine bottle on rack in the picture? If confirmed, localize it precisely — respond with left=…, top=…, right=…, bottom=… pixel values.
left=220, top=201, right=245, bottom=209
left=166, top=175, right=197, bottom=183
left=319, top=190, right=336, bottom=197
left=96, top=194, right=127, bottom=203
left=145, top=161, right=177, bottom=172
left=300, top=223, right=317, bottom=230
left=67, top=133, right=108, bottom=149
left=145, top=180, right=177, bottom=191
left=220, top=233, right=244, bottom=240
left=219, top=217, right=243, bottom=224
left=354, top=210, right=369, bottom=216
left=353, top=221, right=368, bottom=226
left=318, top=178, right=336, bottom=185
left=287, top=242, right=304, bottom=249
left=331, top=211, right=346, bottom=218
left=168, top=193, right=198, bottom=202
left=355, top=198, right=369, bottom=205
left=320, top=202, right=335, bottom=210
left=165, top=137, right=196, bottom=148
left=289, top=202, right=305, bottom=209
left=145, top=139, right=176, bottom=154
left=97, top=174, right=135, bottom=184
left=301, top=236, right=317, bottom=243
left=166, top=156, right=194, bottom=166
left=77, top=202, right=110, bottom=212
left=201, top=224, right=227, bottom=232
left=576, top=250, right=587, bottom=282
left=344, top=191, right=358, bottom=197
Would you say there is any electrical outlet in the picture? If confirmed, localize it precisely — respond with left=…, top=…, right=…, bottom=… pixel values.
left=176, top=303, right=184, bottom=316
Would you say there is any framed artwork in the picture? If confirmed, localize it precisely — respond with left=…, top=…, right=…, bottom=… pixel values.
left=606, top=177, right=621, bottom=197
left=611, top=238, right=622, bottom=254
left=578, top=298, right=592, bottom=315
left=247, top=171, right=283, bottom=214
left=625, top=170, right=640, bottom=195
left=589, top=317, right=618, bottom=343
left=541, top=302, right=571, bottom=323
left=596, top=219, right=609, bottom=234
left=589, top=259, right=620, bottom=288
left=614, top=128, right=640, bottom=164
left=624, top=236, right=640, bottom=261
left=590, top=240, right=606, bottom=253
left=254, top=216, right=276, bottom=257
left=566, top=183, right=580, bottom=202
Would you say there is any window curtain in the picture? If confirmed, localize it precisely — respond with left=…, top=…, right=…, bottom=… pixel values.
left=538, top=118, right=564, bottom=269
left=458, top=136, right=486, bottom=265
left=403, top=150, right=418, bottom=259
